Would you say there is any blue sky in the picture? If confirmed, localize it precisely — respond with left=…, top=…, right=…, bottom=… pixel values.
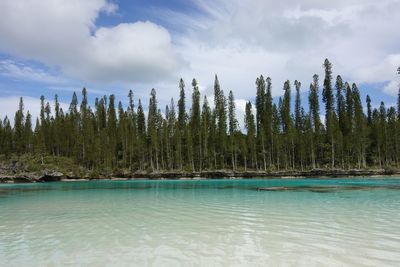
left=0, top=0, right=399, bottom=124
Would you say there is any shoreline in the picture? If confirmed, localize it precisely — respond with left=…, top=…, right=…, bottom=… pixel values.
left=1, top=168, right=400, bottom=183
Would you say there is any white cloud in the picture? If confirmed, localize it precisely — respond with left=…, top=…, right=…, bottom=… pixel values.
left=101, top=2, right=118, bottom=15
left=46, top=86, right=107, bottom=96
left=0, top=0, right=180, bottom=84
left=173, top=0, right=400, bottom=100
left=0, top=0, right=399, bottom=120
left=353, top=54, right=400, bottom=95
left=76, top=22, right=179, bottom=83
left=0, top=60, right=63, bottom=84
left=383, top=81, right=400, bottom=96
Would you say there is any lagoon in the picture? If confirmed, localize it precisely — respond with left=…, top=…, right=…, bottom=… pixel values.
left=1, top=178, right=400, bottom=266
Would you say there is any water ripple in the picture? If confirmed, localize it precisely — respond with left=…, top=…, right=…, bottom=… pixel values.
left=1, top=179, right=400, bottom=266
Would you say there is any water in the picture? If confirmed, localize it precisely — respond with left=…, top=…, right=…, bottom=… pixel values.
left=1, top=178, right=400, bottom=266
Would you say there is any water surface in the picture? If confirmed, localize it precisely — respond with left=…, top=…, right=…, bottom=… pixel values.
left=1, top=178, right=400, bottom=266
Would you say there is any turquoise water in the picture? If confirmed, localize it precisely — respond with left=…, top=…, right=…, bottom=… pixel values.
left=1, top=178, right=400, bottom=266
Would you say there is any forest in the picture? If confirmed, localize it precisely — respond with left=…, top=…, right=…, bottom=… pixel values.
left=1, top=59, right=400, bottom=175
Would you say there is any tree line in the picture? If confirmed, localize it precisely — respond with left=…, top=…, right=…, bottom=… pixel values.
left=1, top=59, right=400, bottom=173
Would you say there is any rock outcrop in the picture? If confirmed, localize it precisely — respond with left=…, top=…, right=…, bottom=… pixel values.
left=38, top=171, right=65, bottom=182
left=1, top=168, right=399, bottom=183
left=0, top=171, right=65, bottom=183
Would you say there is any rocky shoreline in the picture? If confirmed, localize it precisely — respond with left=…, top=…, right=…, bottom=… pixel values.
left=1, top=168, right=400, bottom=183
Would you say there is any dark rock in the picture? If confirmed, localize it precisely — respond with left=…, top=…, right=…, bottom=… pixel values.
left=12, top=176, right=33, bottom=183
left=39, top=171, right=65, bottom=182
left=0, top=176, right=15, bottom=183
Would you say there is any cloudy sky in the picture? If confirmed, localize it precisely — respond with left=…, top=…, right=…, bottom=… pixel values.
left=0, top=0, right=399, bottom=124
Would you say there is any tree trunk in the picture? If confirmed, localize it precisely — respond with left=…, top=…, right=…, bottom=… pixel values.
left=331, top=134, right=335, bottom=169
left=262, top=135, right=267, bottom=171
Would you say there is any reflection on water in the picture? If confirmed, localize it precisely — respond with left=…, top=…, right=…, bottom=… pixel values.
left=1, top=178, right=400, bottom=266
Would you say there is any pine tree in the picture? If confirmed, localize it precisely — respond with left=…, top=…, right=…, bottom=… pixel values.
left=397, top=82, right=400, bottom=120
left=294, top=80, right=303, bottom=168
left=228, top=90, right=238, bottom=170
left=366, top=95, right=372, bottom=126
left=386, top=107, right=398, bottom=165
left=244, top=101, right=256, bottom=169
left=157, top=108, right=165, bottom=170
left=344, top=82, right=354, bottom=167
left=265, top=77, right=273, bottom=167
left=177, top=79, right=186, bottom=169
left=396, top=67, right=400, bottom=166
left=107, top=94, right=117, bottom=168
left=80, top=88, right=89, bottom=163
left=397, top=66, right=400, bottom=117
left=186, top=116, right=194, bottom=171
left=294, top=80, right=302, bottom=131
left=118, top=101, right=128, bottom=167
left=24, top=111, right=33, bottom=154
left=255, top=75, right=266, bottom=135
left=2, top=117, right=13, bottom=157
left=213, top=75, right=227, bottom=168
left=127, top=90, right=137, bottom=169
left=14, top=97, right=25, bottom=154
left=0, top=119, right=3, bottom=155
left=178, top=79, right=186, bottom=130
left=95, top=96, right=108, bottom=167
left=148, top=89, right=160, bottom=170
left=191, top=79, right=201, bottom=170
left=54, top=95, right=62, bottom=156
left=38, top=96, right=47, bottom=162
left=137, top=99, right=146, bottom=170
left=3, top=59, right=400, bottom=173
left=272, top=103, right=281, bottom=169
left=201, top=96, right=211, bottom=169
left=68, top=92, right=79, bottom=159
left=379, top=102, right=388, bottom=166
left=281, top=80, right=294, bottom=169
left=335, top=75, right=345, bottom=167
left=309, top=74, right=321, bottom=168
left=352, top=84, right=367, bottom=168
left=322, top=59, right=336, bottom=168
left=167, top=98, right=177, bottom=169
left=255, top=75, right=266, bottom=170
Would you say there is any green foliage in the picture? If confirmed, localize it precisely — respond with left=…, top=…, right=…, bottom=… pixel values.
left=1, top=60, right=400, bottom=173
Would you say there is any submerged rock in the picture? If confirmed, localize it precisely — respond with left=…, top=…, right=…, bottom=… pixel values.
left=257, top=184, right=400, bottom=193
left=257, top=187, right=293, bottom=191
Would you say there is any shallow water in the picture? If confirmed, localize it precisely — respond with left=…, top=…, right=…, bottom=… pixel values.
left=1, top=178, right=400, bottom=266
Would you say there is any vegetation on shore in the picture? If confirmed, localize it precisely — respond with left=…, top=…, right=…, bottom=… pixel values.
left=1, top=154, right=399, bottom=183
left=1, top=60, right=400, bottom=178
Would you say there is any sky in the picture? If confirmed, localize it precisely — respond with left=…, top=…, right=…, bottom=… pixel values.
left=0, top=0, right=399, bottom=126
